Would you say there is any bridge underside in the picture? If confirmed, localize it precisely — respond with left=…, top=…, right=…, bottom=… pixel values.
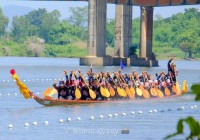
left=30, top=0, right=200, bottom=6
left=28, top=0, right=199, bottom=66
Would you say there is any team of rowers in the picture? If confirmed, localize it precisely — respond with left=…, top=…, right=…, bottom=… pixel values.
left=53, top=58, right=179, bottom=100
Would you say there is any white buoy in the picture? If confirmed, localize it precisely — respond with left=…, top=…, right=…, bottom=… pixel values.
left=90, top=116, right=95, bottom=120
left=59, top=119, right=64, bottom=123
left=8, top=124, right=13, bottom=129
left=37, top=92, right=40, bottom=95
left=23, top=80, right=26, bottom=82
left=181, top=106, right=185, bottom=110
left=153, top=109, right=158, bottom=113
left=32, top=79, right=35, bottom=81
left=114, top=113, right=118, bottom=116
left=7, top=94, right=10, bottom=96
left=193, top=105, right=197, bottom=108
left=67, top=117, right=72, bottom=122
left=77, top=117, right=81, bottom=121
left=0, top=94, right=2, bottom=96
left=138, top=111, right=143, bottom=114
left=108, top=114, right=113, bottom=117
left=99, top=115, right=104, bottom=119
left=44, top=121, right=49, bottom=125
left=14, top=93, right=17, bottom=96
left=190, top=106, right=194, bottom=109
left=54, top=79, right=57, bottom=81
left=7, top=80, right=10, bottom=82
left=24, top=122, right=29, bottom=127
left=131, top=111, right=135, bottom=115
left=33, top=122, right=38, bottom=126
left=122, top=113, right=126, bottom=116
left=149, top=110, right=153, bottom=113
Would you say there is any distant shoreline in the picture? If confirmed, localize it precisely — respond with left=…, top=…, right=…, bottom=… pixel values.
left=0, top=56, right=199, bottom=61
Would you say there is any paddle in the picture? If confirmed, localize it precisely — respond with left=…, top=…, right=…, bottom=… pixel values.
left=80, top=74, right=96, bottom=100
left=43, top=72, right=65, bottom=97
left=139, top=85, right=150, bottom=99
left=120, top=75, right=135, bottom=99
left=109, top=86, right=115, bottom=97
left=150, top=87, right=157, bottom=97
left=96, top=76, right=111, bottom=98
left=164, top=87, right=171, bottom=96
left=131, top=76, right=143, bottom=97
left=181, top=80, right=188, bottom=94
left=108, top=74, right=127, bottom=97
left=115, top=76, right=127, bottom=97
left=155, top=87, right=164, bottom=98
left=176, top=81, right=181, bottom=95
left=172, top=84, right=178, bottom=95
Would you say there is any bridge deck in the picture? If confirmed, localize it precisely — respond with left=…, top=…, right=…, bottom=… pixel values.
left=28, top=0, right=200, bottom=6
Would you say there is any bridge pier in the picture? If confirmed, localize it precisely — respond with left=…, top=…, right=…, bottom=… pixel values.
left=80, top=2, right=158, bottom=67
left=114, top=4, right=132, bottom=58
left=80, top=0, right=112, bottom=66
left=140, top=6, right=154, bottom=60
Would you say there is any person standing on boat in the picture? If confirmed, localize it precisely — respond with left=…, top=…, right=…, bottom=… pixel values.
left=167, top=58, right=178, bottom=85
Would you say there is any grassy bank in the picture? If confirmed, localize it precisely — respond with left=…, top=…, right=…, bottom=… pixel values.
left=0, top=39, right=87, bottom=57
left=0, top=39, right=199, bottom=59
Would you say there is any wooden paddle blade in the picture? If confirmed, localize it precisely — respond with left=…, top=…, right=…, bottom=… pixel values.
left=43, top=87, right=53, bottom=97
left=164, top=87, right=171, bottom=96
left=181, top=80, right=188, bottom=94
left=117, top=87, right=127, bottom=97
left=130, top=87, right=135, bottom=95
left=100, top=87, right=110, bottom=98
left=136, top=88, right=143, bottom=96
left=89, top=88, right=96, bottom=99
left=48, top=88, right=58, bottom=97
left=150, top=88, right=157, bottom=97
left=109, top=87, right=115, bottom=97
left=75, top=88, right=81, bottom=99
left=129, top=87, right=135, bottom=99
left=155, top=88, right=164, bottom=98
left=125, top=87, right=135, bottom=99
left=143, top=89, right=150, bottom=99
left=172, top=84, right=178, bottom=95
left=176, top=81, right=181, bottom=95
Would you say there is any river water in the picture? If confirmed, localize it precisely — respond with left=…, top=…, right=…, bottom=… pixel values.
left=0, top=57, right=200, bottom=140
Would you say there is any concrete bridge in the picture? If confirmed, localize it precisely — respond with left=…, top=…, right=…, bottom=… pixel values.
left=30, top=0, right=200, bottom=66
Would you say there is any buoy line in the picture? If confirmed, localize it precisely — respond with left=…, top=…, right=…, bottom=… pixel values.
left=5, top=104, right=198, bottom=130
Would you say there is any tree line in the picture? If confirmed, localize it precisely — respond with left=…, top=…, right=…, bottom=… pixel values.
left=0, top=6, right=199, bottom=58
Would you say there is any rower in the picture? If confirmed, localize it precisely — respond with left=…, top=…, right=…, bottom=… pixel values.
left=64, top=70, right=76, bottom=100
left=53, top=81, right=71, bottom=100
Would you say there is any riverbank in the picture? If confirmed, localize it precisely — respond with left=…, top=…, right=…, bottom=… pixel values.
left=0, top=39, right=199, bottom=59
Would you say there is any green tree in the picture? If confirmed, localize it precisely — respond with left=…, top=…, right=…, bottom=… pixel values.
left=179, top=42, right=197, bottom=58
left=0, top=7, right=9, bottom=36
left=106, top=19, right=115, bottom=47
left=48, top=20, right=83, bottom=45
left=12, top=8, right=60, bottom=42
left=68, top=6, right=88, bottom=28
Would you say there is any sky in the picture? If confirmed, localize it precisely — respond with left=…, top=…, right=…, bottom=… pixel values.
left=0, top=0, right=199, bottom=19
